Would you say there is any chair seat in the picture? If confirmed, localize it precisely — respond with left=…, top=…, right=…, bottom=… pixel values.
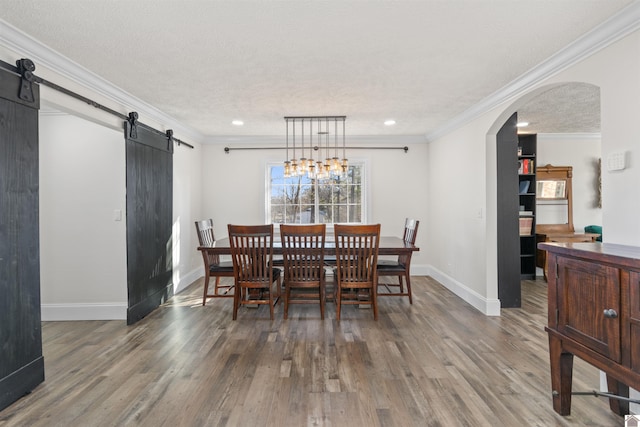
left=270, top=257, right=284, bottom=267
left=209, top=261, right=234, bottom=273
left=377, top=260, right=406, bottom=270
left=239, top=267, right=281, bottom=287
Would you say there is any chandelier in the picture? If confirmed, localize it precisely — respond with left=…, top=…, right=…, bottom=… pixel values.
left=283, top=116, right=348, bottom=179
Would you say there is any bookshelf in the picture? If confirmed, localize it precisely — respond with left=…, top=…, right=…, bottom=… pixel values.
left=518, top=134, right=537, bottom=279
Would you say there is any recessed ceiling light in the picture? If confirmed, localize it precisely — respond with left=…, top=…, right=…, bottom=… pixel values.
left=516, top=121, right=529, bottom=127
left=232, top=120, right=244, bottom=126
left=384, top=120, right=396, bottom=126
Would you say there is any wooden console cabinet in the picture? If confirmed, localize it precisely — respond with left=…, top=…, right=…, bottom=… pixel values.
left=540, top=241, right=640, bottom=416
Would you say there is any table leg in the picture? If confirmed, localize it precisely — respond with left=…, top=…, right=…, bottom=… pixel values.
left=606, top=375, right=629, bottom=415
left=549, top=334, right=574, bottom=415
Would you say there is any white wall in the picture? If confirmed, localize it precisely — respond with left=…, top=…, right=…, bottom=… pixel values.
left=200, top=137, right=430, bottom=272
left=427, top=118, right=498, bottom=314
left=37, top=110, right=204, bottom=321
left=39, top=113, right=127, bottom=320
left=173, top=139, right=206, bottom=294
left=537, top=134, right=602, bottom=232
left=427, top=29, right=640, bottom=314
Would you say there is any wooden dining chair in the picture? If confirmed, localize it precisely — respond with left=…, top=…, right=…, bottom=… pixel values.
left=195, top=219, right=235, bottom=305
left=377, top=218, right=419, bottom=304
left=228, top=224, right=282, bottom=320
left=334, top=224, right=381, bottom=321
left=280, top=224, right=327, bottom=319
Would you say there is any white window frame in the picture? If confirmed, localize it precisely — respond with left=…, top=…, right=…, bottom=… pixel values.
left=265, top=160, right=368, bottom=227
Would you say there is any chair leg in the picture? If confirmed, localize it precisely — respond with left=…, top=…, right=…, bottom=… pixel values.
left=284, top=282, right=290, bottom=320
left=320, top=282, right=325, bottom=320
left=213, top=276, right=221, bottom=295
left=398, top=275, right=404, bottom=293
left=372, top=285, right=378, bottom=321
left=336, top=281, right=341, bottom=322
left=269, top=281, right=275, bottom=320
left=202, top=274, right=211, bottom=306
left=405, top=274, right=413, bottom=304
left=232, top=284, right=240, bottom=320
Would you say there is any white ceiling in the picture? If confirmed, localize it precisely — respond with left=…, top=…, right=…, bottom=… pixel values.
left=0, top=0, right=634, bottom=140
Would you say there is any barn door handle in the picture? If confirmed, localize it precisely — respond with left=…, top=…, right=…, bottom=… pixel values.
left=603, top=309, right=618, bottom=319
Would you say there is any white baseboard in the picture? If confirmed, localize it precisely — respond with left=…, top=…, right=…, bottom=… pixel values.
left=41, top=303, right=127, bottom=321
left=41, top=267, right=204, bottom=321
left=39, top=266, right=499, bottom=320
left=173, top=266, right=203, bottom=294
left=410, top=264, right=430, bottom=276
left=425, top=265, right=501, bottom=316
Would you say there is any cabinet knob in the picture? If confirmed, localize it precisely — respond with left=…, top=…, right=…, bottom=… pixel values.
left=603, top=309, right=618, bottom=319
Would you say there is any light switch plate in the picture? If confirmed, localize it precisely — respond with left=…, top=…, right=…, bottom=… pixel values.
left=607, top=151, right=626, bottom=171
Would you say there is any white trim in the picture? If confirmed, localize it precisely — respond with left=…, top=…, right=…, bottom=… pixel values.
left=427, top=265, right=501, bottom=316
left=40, top=265, right=203, bottom=321
left=206, top=134, right=426, bottom=145
left=409, top=264, right=430, bottom=276
left=41, top=265, right=204, bottom=321
left=0, top=18, right=204, bottom=142
left=41, top=303, right=127, bottom=321
left=425, top=2, right=640, bottom=143
left=174, top=266, right=203, bottom=294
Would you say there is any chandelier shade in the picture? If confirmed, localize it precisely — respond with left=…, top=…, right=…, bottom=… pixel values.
left=284, top=116, right=347, bottom=179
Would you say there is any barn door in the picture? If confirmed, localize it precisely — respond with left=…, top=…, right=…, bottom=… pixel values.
left=124, top=120, right=173, bottom=325
left=0, top=65, right=43, bottom=410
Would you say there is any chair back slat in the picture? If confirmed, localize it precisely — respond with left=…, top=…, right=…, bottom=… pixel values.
left=195, top=219, right=221, bottom=266
left=228, top=224, right=275, bottom=286
left=335, top=224, right=381, bottom=284
left=334, top=223, right=381, bottom=321
left=228, top=224, right=281, bottom=320
left=399, top=218, right=419, bottom=265
left=280, top=224, right=326, bottom=283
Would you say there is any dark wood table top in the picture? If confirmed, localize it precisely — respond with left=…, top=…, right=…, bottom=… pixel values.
left=199, top=235, right=419, bottom=256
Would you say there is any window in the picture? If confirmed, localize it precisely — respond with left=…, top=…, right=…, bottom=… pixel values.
left=267, top=162, right=365, bottom=224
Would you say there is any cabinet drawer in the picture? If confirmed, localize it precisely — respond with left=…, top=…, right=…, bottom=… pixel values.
left=557, top=256, right=621, bottom=362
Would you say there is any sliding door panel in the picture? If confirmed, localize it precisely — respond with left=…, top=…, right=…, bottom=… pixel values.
left=0, top=68, right=43, bottom=411
left=125, top=122, right=173, bottom=325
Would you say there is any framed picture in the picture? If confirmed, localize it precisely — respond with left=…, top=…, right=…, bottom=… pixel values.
left=537, top=179, right=566, bottom=199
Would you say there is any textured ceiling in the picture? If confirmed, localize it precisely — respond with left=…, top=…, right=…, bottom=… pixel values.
left=0, top=0, right=630, bottom=139
left=518, top=82, right=600, bottom=134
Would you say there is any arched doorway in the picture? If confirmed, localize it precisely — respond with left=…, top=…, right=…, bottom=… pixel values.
left=488, top=82, right=601, bottom=309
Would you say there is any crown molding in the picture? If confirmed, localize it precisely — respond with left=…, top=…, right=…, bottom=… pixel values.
left=204, top=134, right=427, bottom=145
left=0, top=19, right=204, bottom=143
left=425, top=2, right=640, bottom=143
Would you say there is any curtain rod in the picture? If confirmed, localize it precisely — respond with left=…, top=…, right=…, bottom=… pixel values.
left=224, top=146, right=408, bottom=153
left=1, top=58, right=194, bottom=149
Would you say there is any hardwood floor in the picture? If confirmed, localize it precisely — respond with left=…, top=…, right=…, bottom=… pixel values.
left=0, top=277, right=624, bottom=426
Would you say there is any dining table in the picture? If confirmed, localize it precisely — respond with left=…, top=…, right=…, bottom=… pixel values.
left=198, top=233, right=419, bottom=305
left=197, top=235, right=420, bottom=258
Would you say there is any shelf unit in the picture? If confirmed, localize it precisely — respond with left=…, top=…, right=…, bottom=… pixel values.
left=518, top=134, right=537, bottom=279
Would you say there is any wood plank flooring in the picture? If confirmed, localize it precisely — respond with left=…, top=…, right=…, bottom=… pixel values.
left=0, top=277, right=624, bottom=426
